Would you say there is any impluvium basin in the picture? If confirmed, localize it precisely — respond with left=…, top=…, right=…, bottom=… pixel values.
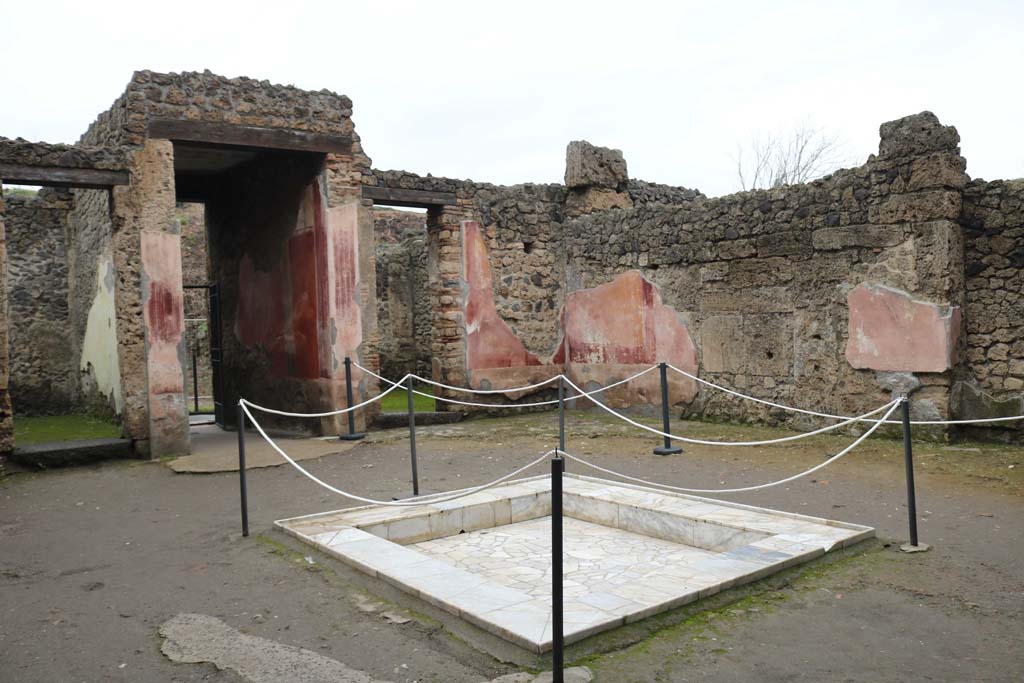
left=275, top=474, right=873, bottom=652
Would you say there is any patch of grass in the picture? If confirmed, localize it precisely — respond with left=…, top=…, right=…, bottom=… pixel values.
left=380, top=387, right=436, bottom=413
left=14, top=414, right=120, bottom=446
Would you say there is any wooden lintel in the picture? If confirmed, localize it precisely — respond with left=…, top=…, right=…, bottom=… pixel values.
left=148, top=119, right=352, bottom=155
left=0, top=163, right=129, bottom=189
left=362, top=185, right=457, bottom=208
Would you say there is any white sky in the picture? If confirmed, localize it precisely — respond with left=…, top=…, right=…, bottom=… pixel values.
left=1, top=0, right=1021, bottom=197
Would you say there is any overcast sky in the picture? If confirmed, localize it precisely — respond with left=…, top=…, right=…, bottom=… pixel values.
left=1, top=0, right=1021, bottom=197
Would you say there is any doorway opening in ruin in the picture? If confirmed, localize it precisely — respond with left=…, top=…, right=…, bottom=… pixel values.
left=170, top=139, right=330, bottom=431
left=179, top=202, right=217, bottom=426
left=373, top=204, right=434, bottom=410
left=3, top=184, right=116, bottom=448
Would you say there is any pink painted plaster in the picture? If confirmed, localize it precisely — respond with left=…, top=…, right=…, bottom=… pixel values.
left=460, top=218, right=697, bottom=403
left=142, top=231, right=186, bottom=396
left=141, top=230, right=189, bottom=454
left=845, top=283, right=960, bottom=372
left=562, top=271, right=698, bottom=405
left=462, top=220, right=543, bottom=370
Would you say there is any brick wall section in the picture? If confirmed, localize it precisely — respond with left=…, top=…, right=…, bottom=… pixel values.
left=4, top=190, right=74, bottom=415
left=958, top=178, right=1024, bottom=424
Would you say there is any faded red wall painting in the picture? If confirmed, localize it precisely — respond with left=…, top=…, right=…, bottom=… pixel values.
left=845, top=283, right=960, bottom=373
left=141, top=229, right=189, bottom=452
left=460, top=220, right=698, bottom=404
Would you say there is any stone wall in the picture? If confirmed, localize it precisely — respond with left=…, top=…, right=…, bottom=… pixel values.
left=363, top=115, right=1004, bottom=435
left=958, top=178, right=1024, bottom=428
left=4, top=189, right=75, bottom=415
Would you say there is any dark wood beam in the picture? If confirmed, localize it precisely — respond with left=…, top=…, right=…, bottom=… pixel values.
left=148, top=119, right=352, bottom=155
left=361, top=185, right=457, bottom=208
left=0, top=163, right=128, bottom=189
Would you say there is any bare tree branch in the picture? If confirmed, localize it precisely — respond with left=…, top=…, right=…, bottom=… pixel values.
left=734, top=122, right=847, bottom=191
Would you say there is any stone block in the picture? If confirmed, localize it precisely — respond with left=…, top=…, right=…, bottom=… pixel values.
left=564, top=141, right=628, bottom=190
left=811, top=225, right=905, bottom=251
left=875, top=190, right=961, bottom=224
left=877, top=111, right=960, bottom=159
left=907, top=152, right=968, bottom=191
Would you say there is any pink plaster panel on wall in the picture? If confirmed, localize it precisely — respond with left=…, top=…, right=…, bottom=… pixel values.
left=141, top=230, right=189, bottom=455
left=845, top=283, right=960, bottom=373
left=325, top=204, right=363, bottom=379
left=142, top=230, right=185, bottom=396
left=462, top=220, right=543, bottom=370
left=562, top=271, right=698, bottom=405
left=460, top=216, right=698, bottom=403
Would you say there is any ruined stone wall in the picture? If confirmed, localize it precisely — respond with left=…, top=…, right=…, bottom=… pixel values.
left=958, top=178, right=1024, bottom=426
left=566, top=114, right=968, bottom=427
left=4, top=190, right=75, bottom=415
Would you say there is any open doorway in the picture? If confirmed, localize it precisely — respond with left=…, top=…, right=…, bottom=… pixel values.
left=373, top=205, right=435, bottom=412
left=178, top=203, right=217, bottom=426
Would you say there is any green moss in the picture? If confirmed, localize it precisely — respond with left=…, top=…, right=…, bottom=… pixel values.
left=14, top=414, right=120, bottom=446
left=380, top=387, right=436, bottom=412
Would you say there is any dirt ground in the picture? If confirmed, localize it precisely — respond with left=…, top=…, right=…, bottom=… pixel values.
left=1, top=412, right=1022, bottom=682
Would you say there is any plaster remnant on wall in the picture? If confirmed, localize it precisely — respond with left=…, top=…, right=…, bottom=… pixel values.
left=79, top=253, right=123, bottom=413
left=845, top=283, right=960, bottom=373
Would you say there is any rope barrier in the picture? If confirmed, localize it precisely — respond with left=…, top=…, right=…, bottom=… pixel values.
left=240, top=374, right=410, bottom=418
left=238, top=401, right=552, bottom=507
left=666, top=363, right=1024, bottom=426
left=357, top=364, right=659, bottom=409
left=354, top=360, right=564, bottom=395
left=558, top=398, right=903, bottom=493
left=559, top=374, right=900, bottom=446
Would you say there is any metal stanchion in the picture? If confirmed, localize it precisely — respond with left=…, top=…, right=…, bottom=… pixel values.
left=192, top=342, right=200, bottom=414
left=339, top=357, right=365, bottom=441
left=653, top=361, right=683, bottom=455
left=900, top=396, right=928, bottom=552
left=551, top=453, right=565, bottom=682
left=407, top=375, right=419, bottom=496
left=238, top=402, right=249, bottom=538
left=558, top=376, right=566, bottom=455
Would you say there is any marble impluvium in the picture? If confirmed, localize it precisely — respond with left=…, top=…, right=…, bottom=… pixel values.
left=276, top=474, right=873, bottom=652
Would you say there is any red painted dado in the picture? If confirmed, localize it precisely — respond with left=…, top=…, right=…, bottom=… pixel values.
left=845, top=283, right=960, bottom=373
left=236, top=253, right=288, bottom=375
left=462, top=220, right=543, bottom=369
left=288, top=229, right=320, bottom=379
left=460, top=220, right=698, bottom=402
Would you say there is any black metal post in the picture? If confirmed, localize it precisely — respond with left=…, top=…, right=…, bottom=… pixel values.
left=407, top=375, right=419, bottom=496
left=901, top=397, right=921, bottom=549
left=551, top=454, right=564, bottom=682
left=238, top=404, right=249, bottom=538
left=653, top=362, right=683, bottom=455
left=339, top=357, right=365, bottom=441
left=192, top=341, right=199, bottom=413
left=558, top=376, right=566, bottom=455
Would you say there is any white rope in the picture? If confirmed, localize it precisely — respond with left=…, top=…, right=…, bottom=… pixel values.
left=240, top=374, right=410, bottom=418
left=354, top=360, right=563, bottom=395
left=667, top=363, right=1024, bottom=426
left=560, top=374, right=899, bottom=446
left=360, top=365, right=660, bottom=409
left=238, top=401, right=552, bottom=506
left=559, top=398, right=902, bottom=493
